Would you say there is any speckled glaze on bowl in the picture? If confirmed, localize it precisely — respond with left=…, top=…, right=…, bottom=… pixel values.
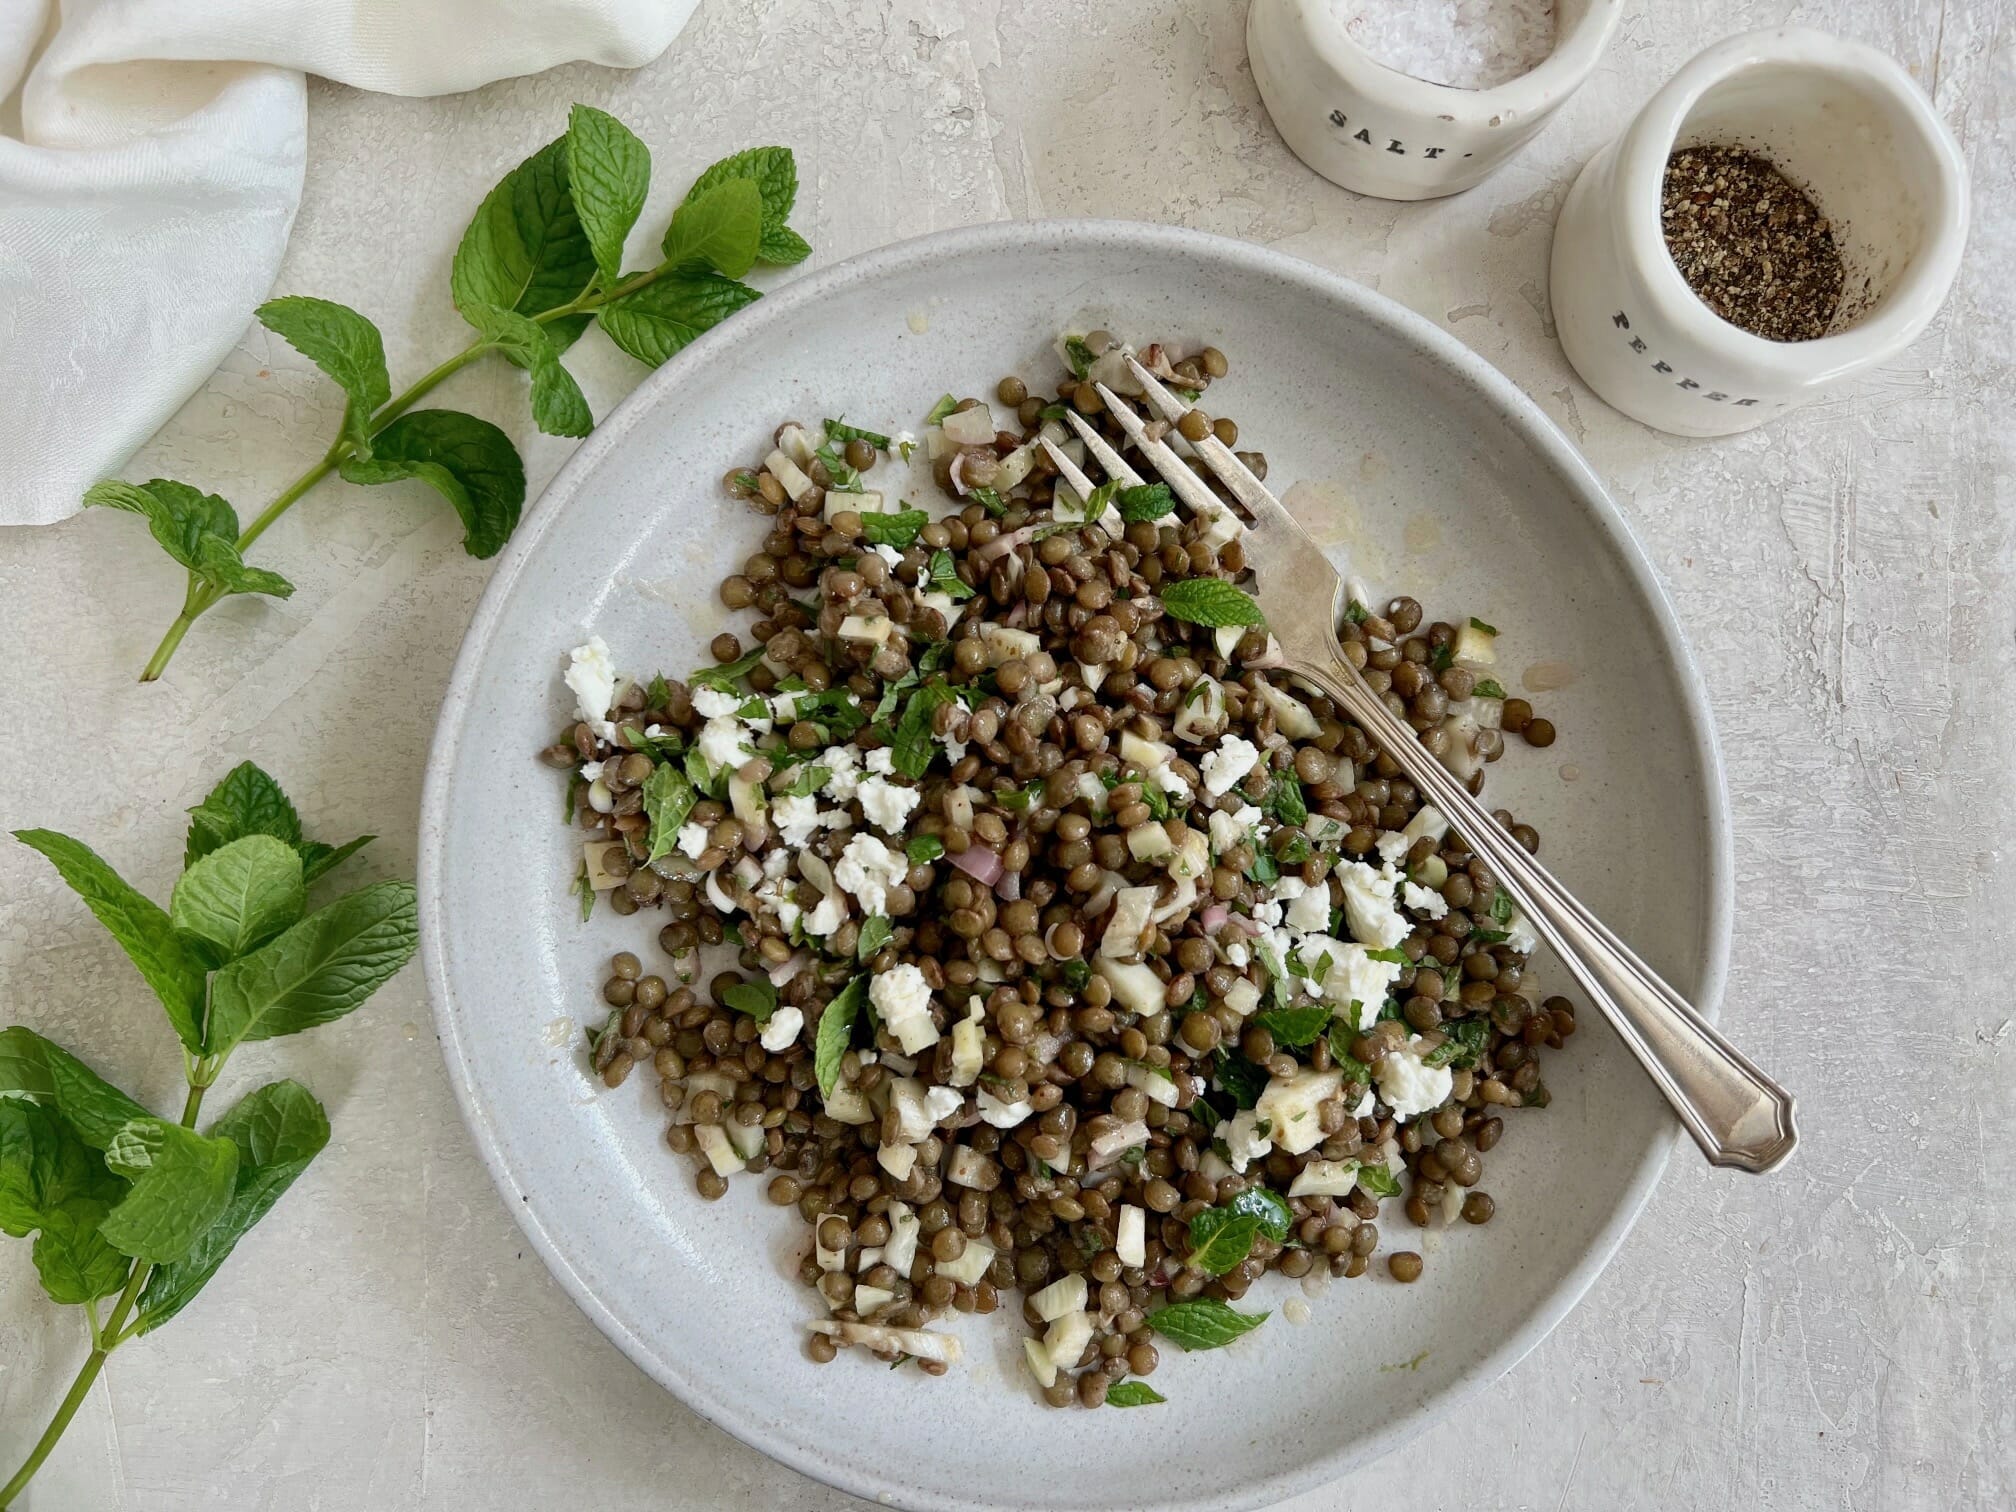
left=418, top=221, right=1731, bottom=1512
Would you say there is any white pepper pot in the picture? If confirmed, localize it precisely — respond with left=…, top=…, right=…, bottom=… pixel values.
left=1551, top=27, right=1969, bottom=437
left=1248, top=0, right=1624, bottom=200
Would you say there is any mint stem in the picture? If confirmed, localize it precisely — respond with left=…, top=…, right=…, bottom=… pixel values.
left=0, top=1082, right=209, bottom=1508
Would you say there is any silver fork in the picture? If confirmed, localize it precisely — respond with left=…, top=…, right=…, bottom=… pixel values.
left=1063, top=356, right=1797, bottom=1174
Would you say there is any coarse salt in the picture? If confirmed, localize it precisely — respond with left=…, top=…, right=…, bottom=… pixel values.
left=1334, top=0, right=1555, bottom=91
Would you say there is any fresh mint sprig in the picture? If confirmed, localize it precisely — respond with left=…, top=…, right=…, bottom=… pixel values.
left=91, top=109, right=810, bottom=683
left=0, top=762, right=419, bottom=1508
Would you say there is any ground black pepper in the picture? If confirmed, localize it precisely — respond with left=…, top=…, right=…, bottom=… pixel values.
left=1661, top=145, right=1844, bottom=343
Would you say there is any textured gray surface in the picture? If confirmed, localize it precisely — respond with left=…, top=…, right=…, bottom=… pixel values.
left=1, top=1, right=2009, bottom=1508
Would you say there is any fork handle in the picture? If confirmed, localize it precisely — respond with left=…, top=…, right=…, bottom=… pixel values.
left=1289, top=651, right=1798, bottom=1173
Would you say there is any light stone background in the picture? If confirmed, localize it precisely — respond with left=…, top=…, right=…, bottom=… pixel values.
left=2, top=1, right=2010, bottom=1507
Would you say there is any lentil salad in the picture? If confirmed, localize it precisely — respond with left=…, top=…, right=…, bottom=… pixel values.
left=540, top=333, right=1573, bottom=1407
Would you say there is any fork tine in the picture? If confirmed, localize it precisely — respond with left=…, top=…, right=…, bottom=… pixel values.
left=1090, top=383, right=1245, bottom=538
left=1124, top=357, right=1302, bottom=541
left=1038, top=435, right=1122, bottom=533
left=1060, top=409, right=1145, bottom=488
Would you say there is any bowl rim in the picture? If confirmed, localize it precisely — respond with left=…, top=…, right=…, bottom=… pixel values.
left=1284, top=0, right=1625, bottom=119
left=417, top=217, right=1733, bottom=1512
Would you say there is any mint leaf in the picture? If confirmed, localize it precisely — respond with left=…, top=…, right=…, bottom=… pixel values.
left=171, top=834, right=302, bottom=963
left=1253, top=1003, right=1329, bottom=1050
left=460, top=303, right=592, bottom=439
left=98, top=1119, right=238, bottom=1265
left=661, top=176, right=763, bottom=279
left=721, top=977, right=778, bottom=1024
left=297, top=835, right=375, bottom=887
left=136, top=1079, right=330, bottom=1333
left=856, top=915, right=893, bottom=961
left=1185, top=1207, right=1260, bottom=1276
left=169, top=835, right=305, bottom=964
left=687, top=644, right=768, bottom=691
left=83, top=479, right=237, bottom=571
left=1473, top=679, right=1507, bottom=700
left=1328, top=1022, right=1372, bottom=1086
left=340, top=409, right=526, bottom=559
left=0, top=1030, right=152, bottom=1151
left=905, top=835, right=944, bottom=864
left=254, top=296, right=390, bottom=458
left=1357, top=1164, right=1402, bottom=1198
left=641, top=762, right=698, bottom=866
left=814, top=976, right=867, bottom=1098
left=1268, top=772, right=1308, bottom=826
left=923, top=549, right=973, bottom=601
left=924, top=394, right=958, bottom=426
left=1211, top=1049, right=1269, bottom=1110
left=1469, top=616, right=1499, bottom=636
left=13, top=829, right=211, bottom=1054
left=452, top=136, right=597, bottom=322
left=597, top=269, right=762, bottom=368
left=759, top=224, right=812, bottom=266
left=1363, top=947, right=1410, bottom=964
left=1117, top=483, right=1176, bottom=522
left=1104, top=1381, right=1166, bottom=1407
left=1227, top=1184, right=1292, bottom=1242
left=683, top=146, right=804, bottom=265
left=825, top=419, right=893, bottom=450
left=566, top=104, right=651, bottom=289
left=1424, top=1017, right=1491, bottom=1069
left=862, top=510, right=928, bottom=550
left=194, top=533, right=296, bottom=599
left=1146, top=1297, right=1268, bottom=1351
left=891, top=683, right=955, bottom=779
left=202, top=881, right=419, bottom=1057
left=32, top=1198, right=130, bottom=1306
left=1161, top=578, right=1265, bottom=629
left=1063, top=336, right=1095, bottom=378
left=185, top=762, right=302, bottom=865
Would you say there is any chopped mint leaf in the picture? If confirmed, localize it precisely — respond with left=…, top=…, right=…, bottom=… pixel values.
left=1147, top=1298, right=1268, bottom=1351
left=1254, top=1004, right=1329, bottom=1048
left=1116, top=483, right=1175, bottom=522
left=1161, top=578, right=1264, bottom=629
left=862, top=509, right=929, bottom=549
left=969, top=486, right=1006, bottom=517
left=924, top=549, right=974, bottom=601
left=1469, top=616, right=1499, bottom=636
left=924, top=394, right=959, bottom=427
left=1186, top=1207, right=1261, bottom=1275
left=1104, top=1382, right=1166, bottom=1407
left=906, top=835, right=944, bottom=864
left=1343, top=601, right=1369, bottom=624
left=855, top=915, right=893, bottom=961
left=1357, top=1164, right=1401, bottom=1198
left=687, top=645, right=767, bottom=690
left=1063, top=336, right=1095, bottom=379
left=1473, top=678, right=1508, bottom=700
left=825, top=418, right=892, bottom=449
left=721, top=976, right=777, bottom=1024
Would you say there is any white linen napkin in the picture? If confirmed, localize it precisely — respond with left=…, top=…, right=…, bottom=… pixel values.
left=0, top=0, right=698, bottom=527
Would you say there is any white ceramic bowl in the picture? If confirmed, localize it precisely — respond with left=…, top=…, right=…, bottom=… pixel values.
left=418, top=221, right=1731, bottom=1512
left=1552, top=27, right=1969, bottom=436
left=1248, top=0, right=1624, bottom=199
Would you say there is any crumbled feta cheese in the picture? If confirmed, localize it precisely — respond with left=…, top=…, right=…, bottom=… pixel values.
left=925, top=1085, right=964, bottom=1124
left=1354, top=1087, right=1377, bottom=1118
left=1338, top=860, right=1409, bottom=949
left=1151, top=765, right=1192, bottom=801
left=1503, top=904, right=1539, bottom=955
left=759, top=1006, right=804, bottom=1052
left=857, top=776, right=920, bottom=834
left=1200, top=733, right=1262, bottom=796
left=821, top=745, right=862, bottom=802
left=564, top=637, right=618, bottom=736
left=872, top=543, right=904, bottom=567
left=690, top=686, right=744, bottom=719
left=1225, top=940, right=1251, bottom=969
left=977, top=1088, right=1033, bottom=1128
left=578, top=760, right=605, bottom=783
left=1375, top=1042, right=1454, bottom=1120
left=1285, top=883, right=1332, bottom=933
left=869, top=962, right=940, bottom=1054
left=865, top=747, right=896, bottom=776
left=771, top=794, right=825, bottom=847
left=698, top=716, right=752, bottom=770
left=1207, top=808, right=1250, bottom=854
left=1375, top=829, right=1411, bottom=865
left=836, top=834, right=909, bottom=914
left=1233, top=803, right=1263, bottom=828
left=676, top=822, right=712, bottom=861
left=803, top=891, right=847, bottom=936
left=1297, top=934, right=1406, bottom=1031
left=940, top=734, right=969, bottom=764
left=1216, top=1109, right=1274, bottom=1173
left=1256, top=1067, right=1343, bottom=1156
left=1402, top=881, right=1450, bottom=920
